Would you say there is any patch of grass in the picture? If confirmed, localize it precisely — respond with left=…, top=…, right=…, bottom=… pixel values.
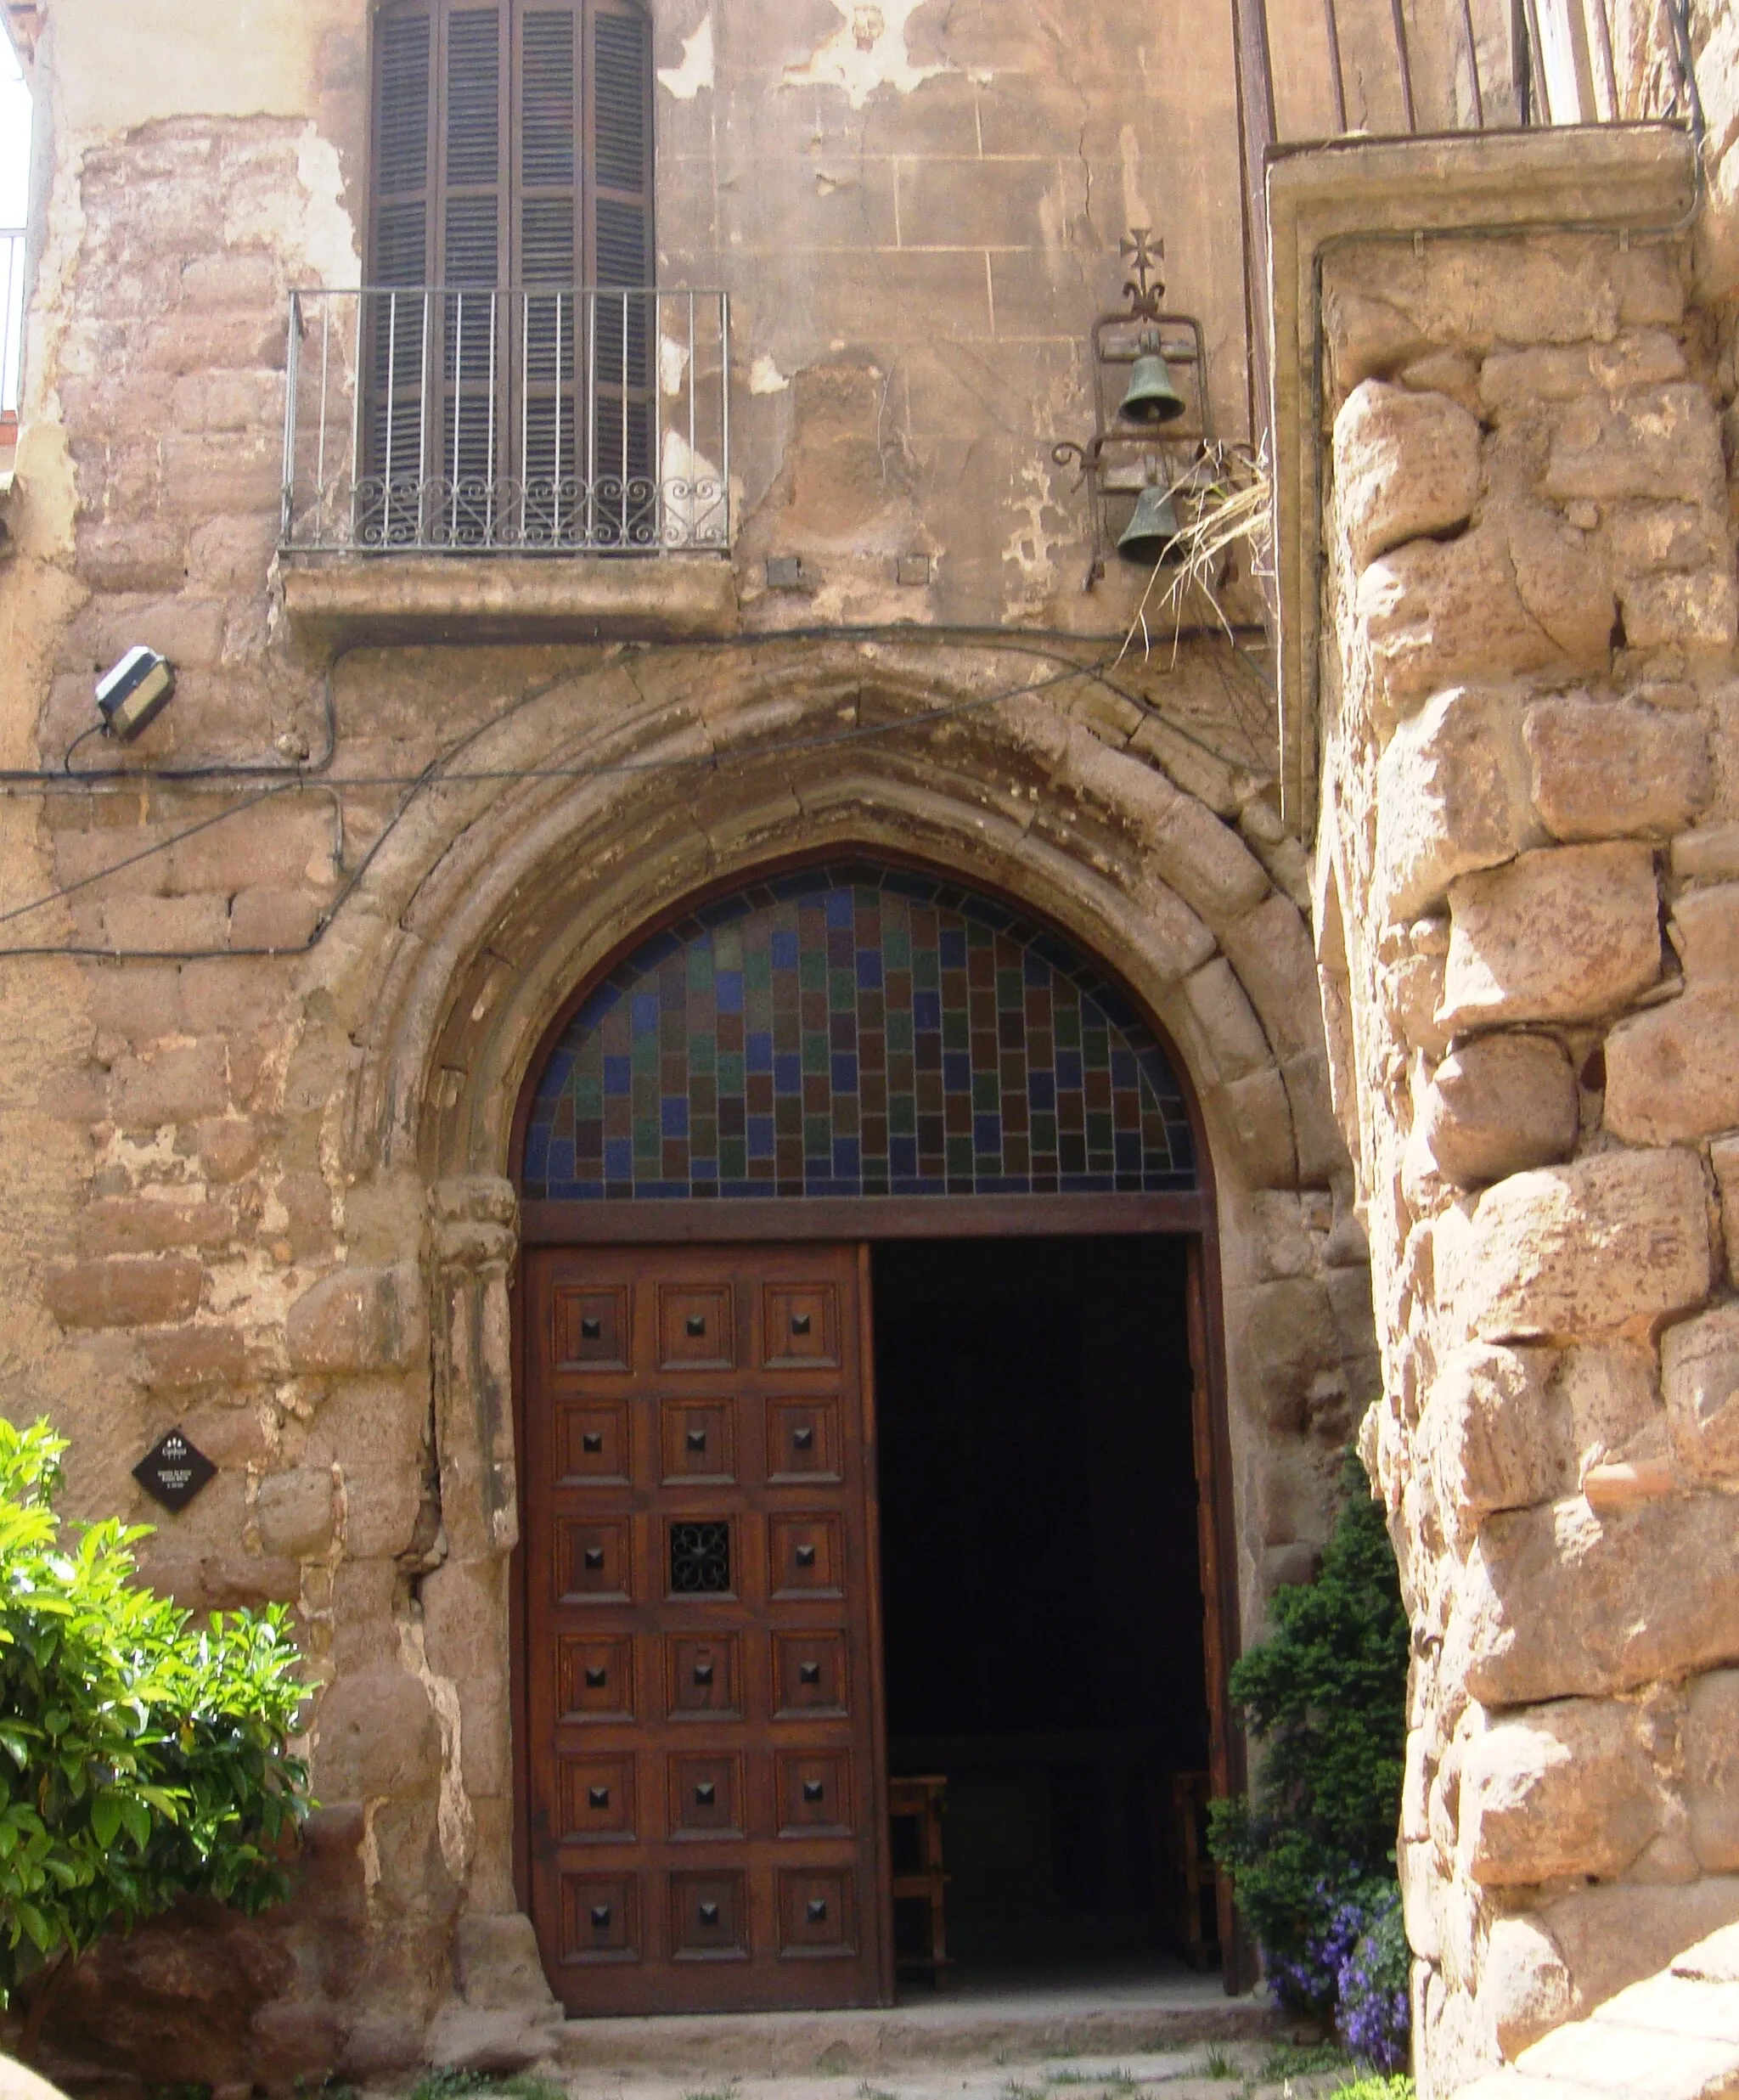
left=1044, top=2075, right=1140, bottom=2096
left=1203, top=2047, right=1238, bottom=2080
left=678, top=2087, right=740, bottom=2100
left=1261, top=2043, right=1353, bottom=2081
left=409, top=2077, right=564, bottom=2100
left=1328, top=2080, right=1413, bottom=2100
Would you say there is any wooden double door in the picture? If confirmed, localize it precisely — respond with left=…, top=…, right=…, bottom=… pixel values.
left=522, top=1244, right=890, bottom=2013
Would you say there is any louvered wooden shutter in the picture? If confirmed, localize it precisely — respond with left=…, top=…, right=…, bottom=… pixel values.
left=372, top=5, right=435, bottom=288
left=587, top=0, right=653, bottom=290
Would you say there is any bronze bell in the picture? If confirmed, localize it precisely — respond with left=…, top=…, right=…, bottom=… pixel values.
left=1118, top=330, right=1187, bottom=425
left=1117, top=479, right=1185, bottom=566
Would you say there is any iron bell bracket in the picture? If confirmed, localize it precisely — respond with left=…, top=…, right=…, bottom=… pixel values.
left=1048, top=231, right=1214, bottom=590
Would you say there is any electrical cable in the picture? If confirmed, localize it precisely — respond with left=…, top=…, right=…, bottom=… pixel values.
left=0, top=636, right=1263, bottom=960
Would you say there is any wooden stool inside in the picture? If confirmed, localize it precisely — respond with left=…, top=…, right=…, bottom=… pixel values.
left=888, top=1773, right=951, bottom=1985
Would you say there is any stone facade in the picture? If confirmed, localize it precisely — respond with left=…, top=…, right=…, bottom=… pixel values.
left=0, top=0, right=1375, bottom=2080
left=1306, top=96, right=1739, bottom=2097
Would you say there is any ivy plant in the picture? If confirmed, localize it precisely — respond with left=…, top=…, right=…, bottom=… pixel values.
left=1208, top=1450, right=1410, bottom=2049
left=0, top=1416, right=312, bottom=2054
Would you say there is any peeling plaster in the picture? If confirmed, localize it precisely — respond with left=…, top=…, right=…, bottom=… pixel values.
left=749, top=353, right=790, bottom=394
left=397, top=1616, right=475, bottom=1883
left=780, top=1, right=946, bottom=108
left=657, top=14, right=715, bottom=101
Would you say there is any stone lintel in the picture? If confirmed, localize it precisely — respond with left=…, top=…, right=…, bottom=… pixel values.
left=1266, top=121, right=1697, bottom=832
left=279, top=552, right=740, bottom=650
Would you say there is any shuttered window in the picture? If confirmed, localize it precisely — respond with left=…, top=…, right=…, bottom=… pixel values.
left=365, top=0, right=654, bottom=542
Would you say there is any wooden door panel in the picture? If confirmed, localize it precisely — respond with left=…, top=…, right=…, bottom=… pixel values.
left=525, top=1242, right=889, bottom=2013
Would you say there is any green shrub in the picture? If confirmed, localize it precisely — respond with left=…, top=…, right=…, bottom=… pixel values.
left=1330, top=2079, right=1415, bottom=2100
left=1207, top=1450, right=1409, bottom=2028
left=0, top=1416, right=312, bottom=2052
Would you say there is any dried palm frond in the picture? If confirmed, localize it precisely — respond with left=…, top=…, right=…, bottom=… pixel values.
left=1117, top=438, right=1275, bottom=665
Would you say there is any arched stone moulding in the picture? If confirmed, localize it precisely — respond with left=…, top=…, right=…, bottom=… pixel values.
left=319, top=646, right=1323, bottom=1197
left=285, top=647, right=1361, bottom=1973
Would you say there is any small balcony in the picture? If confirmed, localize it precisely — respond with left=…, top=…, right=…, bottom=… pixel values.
left=279, top=284, right=731, bottom=559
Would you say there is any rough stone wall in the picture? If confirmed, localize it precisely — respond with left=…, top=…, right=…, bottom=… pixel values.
left=0, top=0, right=1376, bottom=2078
left=1312, top=221, right=1739, bottom=2097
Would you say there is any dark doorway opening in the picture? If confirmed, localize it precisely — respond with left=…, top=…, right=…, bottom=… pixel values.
left=872, top=1236, right=1215, bottom=1983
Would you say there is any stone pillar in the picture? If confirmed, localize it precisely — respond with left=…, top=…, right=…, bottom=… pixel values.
left=1309, top=221, right=1739, bottom=2094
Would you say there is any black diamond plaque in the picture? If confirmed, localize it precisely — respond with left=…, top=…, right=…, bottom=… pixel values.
left=133, top=1427, right=217, bottom=1513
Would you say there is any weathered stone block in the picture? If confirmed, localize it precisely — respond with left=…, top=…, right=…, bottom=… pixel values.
left=1450, top=1491, right=1739, bottom=1703
left=1686, top=1670, right=1739, bottom=1872
left=1332, top=380, right=1483, bottom=569
left=1670, top=886, right=1739, bottom=983
left=44, top=1257, right=205, bottom=1331
left=134, top=1323, right=250, bottom=1392
left=1523, top=696, right=1710, bottom=842
left=312, top=1665, right=442, bottom=1800
left=1505, top=500, right=1618, bottom=661
left=1356, top=523, right=1568, bottom=718
left=1662, top=1306, right=1739, bottom=1483
left=1544, top=1878, right=1739, bottom=2018
left=109, top=1039, right=231, bottom=1129
left=1419, top=1033, right=1579, bottom=1188
left=1439, top=843, right=1662, bottom=1029
left=1426, top=1343, right=1570, bottom=1524
left=254, top=1468, right=335, bottom=1558
left=1375, top=686, right=1536, bottom=921
left=1606, top=991, right=1739, bottom=1145
left=1180, top=957, right=1272, bottom=1084
left=1713, top=1138, right=1739, bottom=1286
left=1460, top=1698, right=1660, bottom=1885
left=1483, top=1914, right=1573, bottom=2058
left=284, top=1264, right=427, bottom=1374
left=1554, top=1341, right=1661, bottom=1467
left=1545, top=386, right=1726, bottom=508
left=1441, top=1147, right=1709, bottom=1344
left=1621, top=568, right=1739, bottom=651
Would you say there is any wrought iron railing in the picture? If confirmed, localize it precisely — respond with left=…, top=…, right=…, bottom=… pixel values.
left=1240, top=0, right=1700, bottom=148
left=1, top=228, right=25, bottom=419
left=279, top=285, right=731, bottom=555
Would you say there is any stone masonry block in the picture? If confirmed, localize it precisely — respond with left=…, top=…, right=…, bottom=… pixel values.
left=1545, top=1879, right=1739, bottom=2020
left=284, top=1264, right=428, bottom=1375
left=1332, top=380, right=1483, bottom=570
left=1425, top=1343, right=1571, bottom=1527
left=1686, top=1671, right=1739, bottom=1872
left=1483, top=1914, right=1573, bottom=2059
left=1524, top=696, right=1710, bottom=842
left=1180, top=957, right=1272, bottom=1084
left=1505, top=500, right=1618, bottom=661
left=134, top=1324, right=250, bottom=1392
left=1419, top=1033, right=1579, bottom=1188
left=1440, top=1146, right=1710, bottom=1346
left=312, top=1665, right=442, bottom=1801
left=1356, top=523, right=1567, bottom=720
left=1460, top=1698, right=1661, bottom=1886
left=1671, top=887, right=1739, bottom=984
left=1449, top=1491, right=1739, bottom=1703
left=1606, top=992, right=1739, bottom=1146
left=420, top=1557, right=509, bottom=1681
left=254, top=1468, right=335, bottom=1559
left=1662, top=1305, right=1739, bottom=1483
left=1544, top=386, right=1726, bottom=508
left=44, top=1258, right=204, bottom=1331
left=79, top=1194, right=238, bottom=1257
left=108, top=1039, right=231, bottom=1129
left=1621, top=568, right=1739, bottom=652
left=1376, top=686, right=1537, bottom=922
left=1440, top=843, right=1662, bottom=1029
left=1216, top=893, right=1324, bottom=1061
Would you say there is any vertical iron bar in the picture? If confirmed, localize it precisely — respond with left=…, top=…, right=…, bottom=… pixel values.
left=385, top=292, right=400, bottom=543
left=349, top=290, right=365, bottom=550
left=554, top=293, right=566, bottom=541
left=719, top=291, right=731, bottom=549
left=316, top=296, right=332, bottom=537
left=1322, top=0, right=1348, bottom=132
left=620, top=290, right=628, bottom=546
left=486, top=290, right=498, bottom=545
left=1521, top=0, right=1551, bottom=121
left=418, top=287, right=431, bottom=547
left=451, top=291, right=464, bottom=545
left=687, top=290, right=696, bottom=551
left=1388, top=0, right=1418, bottom=129
left=585, top=290, right=596, bottom=549
left=1588, top=0, right=1618, bottom=116
left=1457, top=0, right=1487, bottom=124
left=281, top=291, right=301, bottom=548
left=521, top=293, right=531, bottom=549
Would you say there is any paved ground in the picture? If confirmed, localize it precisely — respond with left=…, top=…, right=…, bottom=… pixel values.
left=520, top=2041, right=1360, bottom=2100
